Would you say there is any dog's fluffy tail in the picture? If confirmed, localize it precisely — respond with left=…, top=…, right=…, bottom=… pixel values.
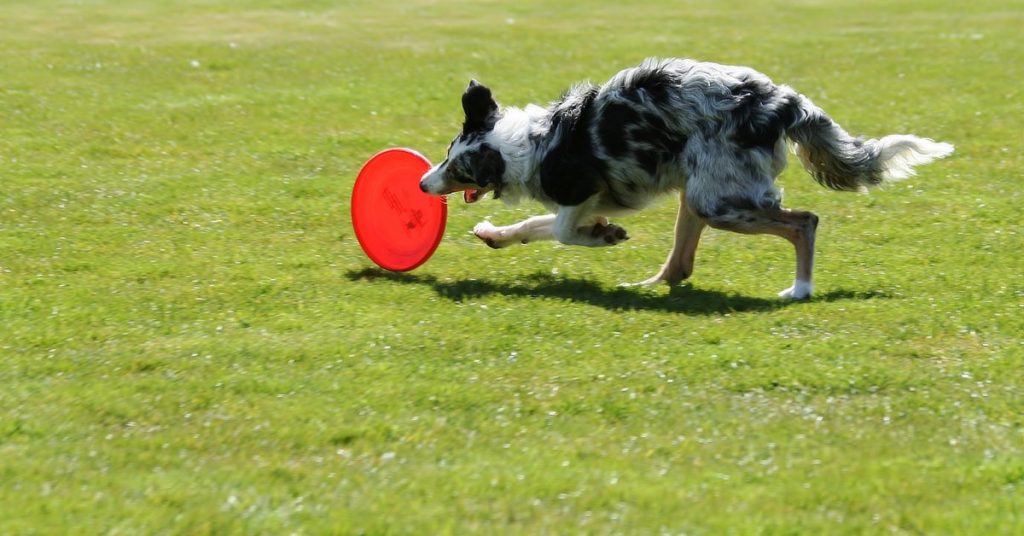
left=785, top=93, right=954, bottom=192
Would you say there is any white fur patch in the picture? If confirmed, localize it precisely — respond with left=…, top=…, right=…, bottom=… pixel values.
left=778, top=280, right=813, bottom=300
left=876, top=136, right=955, bottom=180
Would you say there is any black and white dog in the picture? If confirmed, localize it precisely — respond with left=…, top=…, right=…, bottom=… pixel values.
left=419, top=58, right=953, bottom=299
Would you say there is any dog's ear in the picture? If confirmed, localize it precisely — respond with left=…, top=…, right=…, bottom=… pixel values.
left=469, top=145, right=505, bottom=188
left=462, top=80, right=498, bottom=133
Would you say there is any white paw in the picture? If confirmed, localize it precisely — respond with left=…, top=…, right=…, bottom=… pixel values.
left=473, top=220, right=496, bottom=235
left=620, top=278, right=657, bottom=288
left=620, top=262, right=691, bottom=288
left=778, top=280, right=813, bottom=300
left=620, top=273, right=670, bottom=288
left=473, top=221, right=506, bottom=249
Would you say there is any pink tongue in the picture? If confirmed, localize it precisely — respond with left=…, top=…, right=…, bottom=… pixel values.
left=464, top=189, right=481, bottom=203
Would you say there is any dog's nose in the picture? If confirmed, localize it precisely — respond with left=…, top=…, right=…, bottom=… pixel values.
left=419, top=180, right=428, bottom=193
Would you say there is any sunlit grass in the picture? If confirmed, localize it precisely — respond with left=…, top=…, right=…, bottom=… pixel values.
left=1, top=0, right=1022, bottom=533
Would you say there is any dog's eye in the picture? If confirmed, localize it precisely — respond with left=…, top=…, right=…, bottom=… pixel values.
left=449, top=154, right=475, bottom=182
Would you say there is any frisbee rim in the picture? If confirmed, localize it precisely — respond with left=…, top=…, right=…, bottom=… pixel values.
left=351, top=148, right=446, bottom=272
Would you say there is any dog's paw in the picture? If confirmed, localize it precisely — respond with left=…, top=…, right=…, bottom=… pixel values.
left=778, top=281, right=813, bottom=300
left=623, top=270, right=686, bottom=288
left=619, top=277, right=655, bottom=288
left=625, top=261, right=693, bottom=287
left=585, top=222, right=629, bottom=245
left=473, top=221, right=506, bottom=249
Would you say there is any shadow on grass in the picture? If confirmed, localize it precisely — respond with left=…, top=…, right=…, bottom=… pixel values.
left=347, top=267, right=893, bottom=316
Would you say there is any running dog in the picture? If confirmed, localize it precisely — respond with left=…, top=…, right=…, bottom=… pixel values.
left=419, top=58, right=953, bottom=299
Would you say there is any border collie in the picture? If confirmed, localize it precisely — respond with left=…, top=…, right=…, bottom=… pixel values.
left=419, top=58, right=953, bottom=299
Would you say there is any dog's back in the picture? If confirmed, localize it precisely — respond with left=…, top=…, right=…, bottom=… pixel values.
left=539, top=58, right=951, bottom=218
left=537, top=60, right=783, bottom=212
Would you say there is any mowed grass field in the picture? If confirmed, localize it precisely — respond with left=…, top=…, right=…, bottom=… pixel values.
left=2, top=0, right=1022, bottom=533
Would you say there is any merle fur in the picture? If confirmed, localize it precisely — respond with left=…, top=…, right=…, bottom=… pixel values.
left=531, top=59, right=807, bottom=214
left=419, top=58, right=952, bottom=298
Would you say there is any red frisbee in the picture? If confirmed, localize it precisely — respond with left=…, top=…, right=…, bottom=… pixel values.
left=351, top=148, right=446, bottom=272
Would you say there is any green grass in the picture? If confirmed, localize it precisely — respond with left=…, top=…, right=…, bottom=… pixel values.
left=2, top=0, right=1022, bottom=533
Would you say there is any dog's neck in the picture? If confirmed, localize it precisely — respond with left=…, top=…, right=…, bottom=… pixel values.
left=486, top=104, right=549, bottom=205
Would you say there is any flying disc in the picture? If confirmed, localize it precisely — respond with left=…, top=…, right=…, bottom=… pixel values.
left=351, top=148, right=446, bottom=272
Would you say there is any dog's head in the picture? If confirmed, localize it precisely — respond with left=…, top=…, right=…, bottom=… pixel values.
left=419, top=80, right=506, bottom=202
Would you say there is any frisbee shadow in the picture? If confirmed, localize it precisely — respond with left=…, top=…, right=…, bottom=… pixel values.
left=347, top=267, right=890, bottom=315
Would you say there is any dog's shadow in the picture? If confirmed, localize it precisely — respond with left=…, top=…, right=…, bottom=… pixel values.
left=347, top=267, right=889, bottom=315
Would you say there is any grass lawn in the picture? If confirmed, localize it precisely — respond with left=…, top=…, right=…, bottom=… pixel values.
left=2, top=0, right=1022, bottom=533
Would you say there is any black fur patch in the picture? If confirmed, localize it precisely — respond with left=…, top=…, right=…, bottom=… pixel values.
left=635, top=150, right=659, bottom=176
left=598, top=102, right=640, bottom=157
left=469, top=144, right=506, bottom=190
left=731, top=81, right=796, bottom=151
left=599, top=103, right=687, bottom=177
left=462, top=81, right=499, bottom=134
left=540, top=86, right=607, bottom=206
left=639, top=112, right=687, bottom=153
left=624, top=64, right=676, bottom=101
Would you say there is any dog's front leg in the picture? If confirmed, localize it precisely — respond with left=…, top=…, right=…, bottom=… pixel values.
left=629, top=191, right=706, bottom=286
left=551, top=199, right=629, bottom=247
left=473, top=214, right=556, bottom=249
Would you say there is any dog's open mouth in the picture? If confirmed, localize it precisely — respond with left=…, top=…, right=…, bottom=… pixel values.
left=463, top=187, right=494, bottom=203
left=433, top=185, right=491, bottom=202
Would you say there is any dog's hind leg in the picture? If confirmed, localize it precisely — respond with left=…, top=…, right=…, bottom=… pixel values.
left=703, top=201, right=819, bottom=299
left=628, top=191, right=706, bottom=287
left=683, top=133, right=816, bottom=298
left=473, top=214, right=556, bottom=249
